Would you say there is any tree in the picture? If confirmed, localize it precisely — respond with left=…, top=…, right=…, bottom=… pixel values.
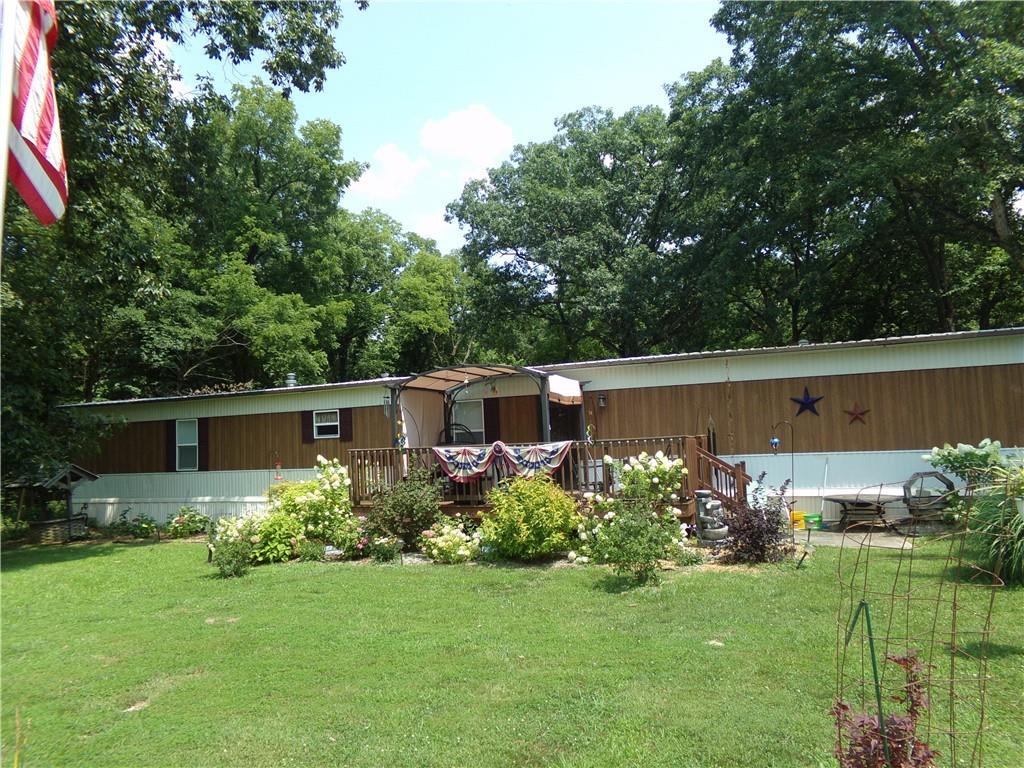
left=1, top=2, right=368, bottom=482
left=448, top=107, right=677, bottom=362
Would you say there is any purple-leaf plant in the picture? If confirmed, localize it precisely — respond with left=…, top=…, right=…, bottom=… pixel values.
left=833, top=650, right=938, bottom=768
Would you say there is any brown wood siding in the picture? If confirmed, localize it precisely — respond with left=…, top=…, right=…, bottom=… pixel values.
left=79, top=421, right=169, bottom=474
left=585, top=363, right=1024, bottom=454
left=496, top=395, right=541, bottom=443
left=80, top=406, right=392, bottom=474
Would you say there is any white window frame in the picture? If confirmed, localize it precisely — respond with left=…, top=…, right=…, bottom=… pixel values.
left=453, top=399, right=485, bottom=444
left=313, top=409, right=341, bottom=439
left=175, top=418, right=199, bottom=472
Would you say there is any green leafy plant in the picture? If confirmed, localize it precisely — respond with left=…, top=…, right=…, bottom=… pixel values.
left=297, top=538, right=326, bottom=562
left=366, top=535, right=403, bottom=563
left=968, top=462, right=1024, bottom=585
left=1, top=516, right=30, bottom=542
left=923, top=439, right=1005, bottom=483
left=166, top=507, right=209, bottom=538
left=45, top=499, right=66, bottom=518
left=251, top=513, right=304, bottom=564
left=211, top=538, right=253, bottom=578
left=419, top=517, right=481, bottom=564
left=110, top=509, right=159, bottom=539
left=481, top=476, right=579, bottom=561
left=671, top=540, right=705, bottom=567
left=366, top=467, right=442, bottom=546
left=587, top=499, right=677, bottom=583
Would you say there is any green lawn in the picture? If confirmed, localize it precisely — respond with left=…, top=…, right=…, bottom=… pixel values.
left=2, top=540, right=1021, bottom=768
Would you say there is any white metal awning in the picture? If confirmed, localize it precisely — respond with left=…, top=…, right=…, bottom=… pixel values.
left=546, top=374, right=582, bottom=405
left=399, top=365, right=582, bottom=405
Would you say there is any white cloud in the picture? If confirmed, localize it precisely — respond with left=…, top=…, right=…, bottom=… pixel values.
left=420, top=104, right=515, bottom=182
left=412, top=213, right=463, bottom=252
left=348, top=144, right=429, bottom=201
left=343, top=106, right=515, bottom=253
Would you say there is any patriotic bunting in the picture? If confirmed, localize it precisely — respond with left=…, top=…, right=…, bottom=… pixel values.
left=432, top=441, right=573, bottom=483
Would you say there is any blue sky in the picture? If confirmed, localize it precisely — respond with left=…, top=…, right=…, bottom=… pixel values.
left=173, top=1, right=732, bottom=252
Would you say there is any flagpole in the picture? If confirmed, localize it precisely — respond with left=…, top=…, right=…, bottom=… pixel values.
left=0, top=0, right=16, bottom=244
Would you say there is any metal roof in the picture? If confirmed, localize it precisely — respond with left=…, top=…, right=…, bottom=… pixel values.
left=537, top=327, right=1024, bottom=373
left=61, top=327, right=1022, bottom=409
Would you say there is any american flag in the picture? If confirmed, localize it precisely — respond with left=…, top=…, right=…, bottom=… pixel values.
left=3, top=0, right=67, bottom=226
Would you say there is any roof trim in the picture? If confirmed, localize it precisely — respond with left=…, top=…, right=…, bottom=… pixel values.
left=537, top=327, right=1024, bottom=373
left=62, top=375, right=405, bottom=409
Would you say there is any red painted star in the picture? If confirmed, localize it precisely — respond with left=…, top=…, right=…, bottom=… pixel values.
left=844, top=403, right=870, bottom=425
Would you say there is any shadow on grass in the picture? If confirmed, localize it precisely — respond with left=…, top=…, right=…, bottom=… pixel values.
left=0, top=539, right=163, bottom=572
left=952, top=640, right=1024, bottom=661
left=593, top=572, right=649, bottom=594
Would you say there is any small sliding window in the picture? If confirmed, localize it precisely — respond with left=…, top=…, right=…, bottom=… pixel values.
left=175, top=419, right=199, bottom=472
left=313, top=409, right=340, bottom=439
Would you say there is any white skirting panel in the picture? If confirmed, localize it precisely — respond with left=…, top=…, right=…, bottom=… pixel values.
left=722, top=448, right=1021, bottom=521
left=71, top=468, right=316, bottom=525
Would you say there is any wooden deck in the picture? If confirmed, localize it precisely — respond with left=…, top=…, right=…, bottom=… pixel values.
left=349, top=436, right=749, bottom=512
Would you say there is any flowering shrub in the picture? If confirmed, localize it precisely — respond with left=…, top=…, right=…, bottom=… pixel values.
left=166, top=507, right=209, bottom=538
left=589, top=499, right=675, bottom=582
left=833, top=650, right=937, bottom=767
left=923, top=439, right=1005, bottom=483
left=211, top=510, right=303, bottom=564
left=614, top=450, right=688, bottom=505
left=267, top=456, right=357, bottom=548
left=574, top=451, right=692, bottom=580
left=420, top=517, right=482, bottom=563
left=481, top=476, right=580, bottom=560
left=366, top=467, right=442, bottom=546
left=366, top=535, right=404, bottom=563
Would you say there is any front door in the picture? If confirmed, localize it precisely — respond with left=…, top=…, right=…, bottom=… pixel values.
left=549, top=403, right=582, bottom=442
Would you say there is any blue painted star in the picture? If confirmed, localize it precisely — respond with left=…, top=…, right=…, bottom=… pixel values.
left=790, top=386, right=824, bottom=416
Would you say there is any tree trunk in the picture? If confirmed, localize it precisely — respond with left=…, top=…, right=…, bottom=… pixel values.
left=990, top=190, right=1023, bottom=273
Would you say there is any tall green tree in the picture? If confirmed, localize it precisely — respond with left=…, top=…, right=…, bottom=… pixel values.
left=1, top=2, right=368, bottom=481
left=449, top=107, right=677, bottom=362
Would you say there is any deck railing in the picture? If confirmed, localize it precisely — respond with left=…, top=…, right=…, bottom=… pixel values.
left=349, top=435, right=750, bottom=510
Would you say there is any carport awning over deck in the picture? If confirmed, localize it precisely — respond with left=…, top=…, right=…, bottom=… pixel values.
left=399, top=365, right=582, bottom=405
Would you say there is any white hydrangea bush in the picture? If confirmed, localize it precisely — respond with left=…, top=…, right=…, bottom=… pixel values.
left=419, top=517, right=482, bottom=564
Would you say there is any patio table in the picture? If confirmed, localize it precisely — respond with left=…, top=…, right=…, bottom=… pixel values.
left=823, top=493, right=902, bottom=530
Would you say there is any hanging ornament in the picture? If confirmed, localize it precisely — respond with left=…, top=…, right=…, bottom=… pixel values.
left=844, top=403, right=870, bottom=425
left=790, top=386, right=824, bottom=416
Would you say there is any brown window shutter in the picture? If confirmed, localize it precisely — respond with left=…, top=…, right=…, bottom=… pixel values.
left=198, top=418, right=210, bottom=471
left=166, top=420, right=177, bottom=472
left=301, top=411, right=314, bottom=443
left=338, top=408, right=353, bottom=442
left=484, top=398, right=501, bottom=442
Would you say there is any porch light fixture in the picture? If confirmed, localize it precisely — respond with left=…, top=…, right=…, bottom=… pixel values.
left=597, top=393, right=607, bottom=408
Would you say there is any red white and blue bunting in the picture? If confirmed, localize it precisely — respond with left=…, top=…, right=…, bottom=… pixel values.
left=432, top=441, right=573, bottom=483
